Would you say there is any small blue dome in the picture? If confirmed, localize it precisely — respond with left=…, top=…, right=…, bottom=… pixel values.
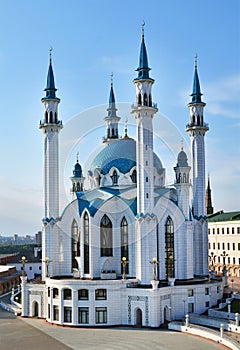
left=90, top=138, right=163, bottom=175
left=73, top=161, right=82, bottom=178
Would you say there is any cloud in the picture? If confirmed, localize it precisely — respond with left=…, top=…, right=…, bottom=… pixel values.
left=205, top=74, right=240, bottom=119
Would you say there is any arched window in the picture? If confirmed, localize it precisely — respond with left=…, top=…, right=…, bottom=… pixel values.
left=143, top=93, right=148, bottom=106
left=192, top=115, right=195, bottom=124
left=149, top=94, right=152, bottom=107
left=84, top=212, right=89, bottom=274
left=197, top=115, right=200, bottom=126
left=77, top=182, right=81, bottom=191
left=183, top=173, right=186, bottom=183
left=55, top=112, right=57, bottom=123
left=111, top=170, right=118, bottom=185
left=45, top=111, right=48, bottom=123
left=131, top=169, right=137, bottom=184
left=138, top=93, right=142, bottom=106
left=71, top=220, right=79, bottom=270
left=100, top=215, right=113, bottom=257
left=121, top=217, right=129, bottom=274
left=49, top=111, right=53, bottom=123
left=165, top=217, right=174, bottom=279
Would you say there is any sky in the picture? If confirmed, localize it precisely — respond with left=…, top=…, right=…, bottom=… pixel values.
left=0, top=0, right=239, bottom=236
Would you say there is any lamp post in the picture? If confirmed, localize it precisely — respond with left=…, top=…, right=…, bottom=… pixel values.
left=121, top=257, right=128, bottom=280
left=231, top=278, right=234, bottom=294
left=20, top=256, right=27, bottom=276
left=208, top=251, right=216, bottom=270
left=220, top=250, right=228, bottom=269
left=43, top=256, right=52, bottom=277
left=150, top=257, right=159, bottom=281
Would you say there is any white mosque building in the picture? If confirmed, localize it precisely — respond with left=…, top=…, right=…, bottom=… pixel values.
left=21, top=28, right=223, bottom=327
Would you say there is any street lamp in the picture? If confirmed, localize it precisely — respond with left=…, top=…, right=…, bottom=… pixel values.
left=121, top=257, right=128, bottom=280
left=150, top=257, right=159, bottom=281
left=208, top=251, right=216, bottom=270
left=220, top=250, right=228, bottom=269
left=20, top=256, right=27, bottom=276
left=43, top=256, right=52, bottom=277
left=231, top=278, right=234, bottom=294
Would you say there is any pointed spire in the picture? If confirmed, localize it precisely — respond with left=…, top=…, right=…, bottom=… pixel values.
left=109, top=73, right=115, bottom=105
left=190, top=54, right=203, bottom=103
left=206, top=173, right=214, bottom=215
left=135, top=22, right=152, bottom=80
left=44, top=48, right=58, bottom=99
left=107, top=73, right=117, bottom=118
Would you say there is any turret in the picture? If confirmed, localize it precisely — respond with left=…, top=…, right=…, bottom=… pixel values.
left=174, top=146, right=191, bottom=219
left=70, top=153, right=85, bottom=196
left=103, top=74, right=120, bottom=143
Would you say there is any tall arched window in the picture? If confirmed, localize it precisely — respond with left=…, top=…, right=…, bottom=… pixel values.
left=111, top=170, right=118, bottom=185
left=130, top=169, right=137, bottom=184
left=138, top=93, right=142, bottom=106
left=165, top=217, right=174, bottom=279
left=84, top=212, right=89, bottom=274
left=121, top=217, right=129, bottom=274
left=71, top=220, right=79, bottom=270
left=49, top=111, right=53, bottom=123
left=143, top=92, right=148, bottom=106
left=100, top=215, right=112, bottom=257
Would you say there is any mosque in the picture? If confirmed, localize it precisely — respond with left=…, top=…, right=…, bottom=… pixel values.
left=21, top=27, right=223, bottom=326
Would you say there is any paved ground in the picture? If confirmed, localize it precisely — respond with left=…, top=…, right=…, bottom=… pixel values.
left=0, top=309, right=231, bottom=350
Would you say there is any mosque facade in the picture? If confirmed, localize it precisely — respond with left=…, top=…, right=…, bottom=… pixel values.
left=21, top=28, right=223, bottom=326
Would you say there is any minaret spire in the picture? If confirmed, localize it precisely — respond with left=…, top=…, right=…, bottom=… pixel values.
left=206, top=174, right=214, bottom=215
left=103, top=74, right=120, bottom=143
left=44, top=47, right=58, bottom=100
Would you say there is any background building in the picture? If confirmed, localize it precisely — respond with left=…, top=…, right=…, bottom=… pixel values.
left=208, top=211, right=240, bottom=278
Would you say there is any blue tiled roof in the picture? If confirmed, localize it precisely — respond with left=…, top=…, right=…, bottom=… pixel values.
left=90, top=138, right=163, bottom=175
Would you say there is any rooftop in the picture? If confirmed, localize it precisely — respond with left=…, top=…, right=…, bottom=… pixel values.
left=208, top=210, right=240, bottom=223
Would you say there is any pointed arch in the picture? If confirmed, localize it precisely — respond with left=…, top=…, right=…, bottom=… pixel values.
left=71, top=219, right=79, bottom=270
left=45, top=111, right=48, bottom=123
left=83, top=212, right=89, bottom=274
left=49, top=111, right=53, bottom=123
left=165, top=216, right=175, bottom=279
left=100, top=215, right=113, bottom=257
left=121, top=217, right=129, bottom=274
left=138, top=93, right=142, bottom=106
left=54, top=112, right=57, bottom=123
left=149, top=94, right=152, bottom=107
left=143, top=92, right=148, bottom=106
left=130, top=169, right=137, bottom=184
left=111, top=170, right=118, bottom=185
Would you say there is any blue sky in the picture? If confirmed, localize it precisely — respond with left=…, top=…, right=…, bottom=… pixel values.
left=0, top=0, right=239, bottom=235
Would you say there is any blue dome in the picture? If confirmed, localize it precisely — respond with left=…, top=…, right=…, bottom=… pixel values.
left=90, top=138, right=163, bottom=175
left=73, top=161, right=82, bottom=178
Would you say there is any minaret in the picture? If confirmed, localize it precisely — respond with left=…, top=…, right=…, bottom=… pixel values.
left=103, top=74, right=120, bottom=143
left=39, top=49, right=63, bottom=219
left=186, top=56, right=209, bottom=218
left=131, top=24, right=158, bottom=284
left=70, top=153, right=85, bottom=197
left=206, top=174, right=214, bottom=215
left=186, top=56, right=209, bottom=276
left=131, top=23, right=158, bottom=215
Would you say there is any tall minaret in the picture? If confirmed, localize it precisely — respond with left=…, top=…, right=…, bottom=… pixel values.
left=39, top=49, right=63, bottom=219
left=131, top=25, right=158, bottom=284
left=103, top=74, right=120, bottom=143
left=186, top=57, right=209, bottom=276
left=186, top=57, right=209, bottom=218
left=131, top=24, right=158, bottom=215
left=206, top=174, right=214, bottom=215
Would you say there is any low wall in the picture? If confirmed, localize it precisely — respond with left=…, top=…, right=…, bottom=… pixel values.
left=189, top=314, right=240, bottom=334
left=169, top=321, right=239, bottom=350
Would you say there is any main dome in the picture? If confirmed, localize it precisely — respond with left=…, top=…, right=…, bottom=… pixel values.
left=90, top=137, right=163, bottom=175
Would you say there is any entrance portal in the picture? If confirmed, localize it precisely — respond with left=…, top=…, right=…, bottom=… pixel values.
left=135, top=308, right=142, bottom=326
